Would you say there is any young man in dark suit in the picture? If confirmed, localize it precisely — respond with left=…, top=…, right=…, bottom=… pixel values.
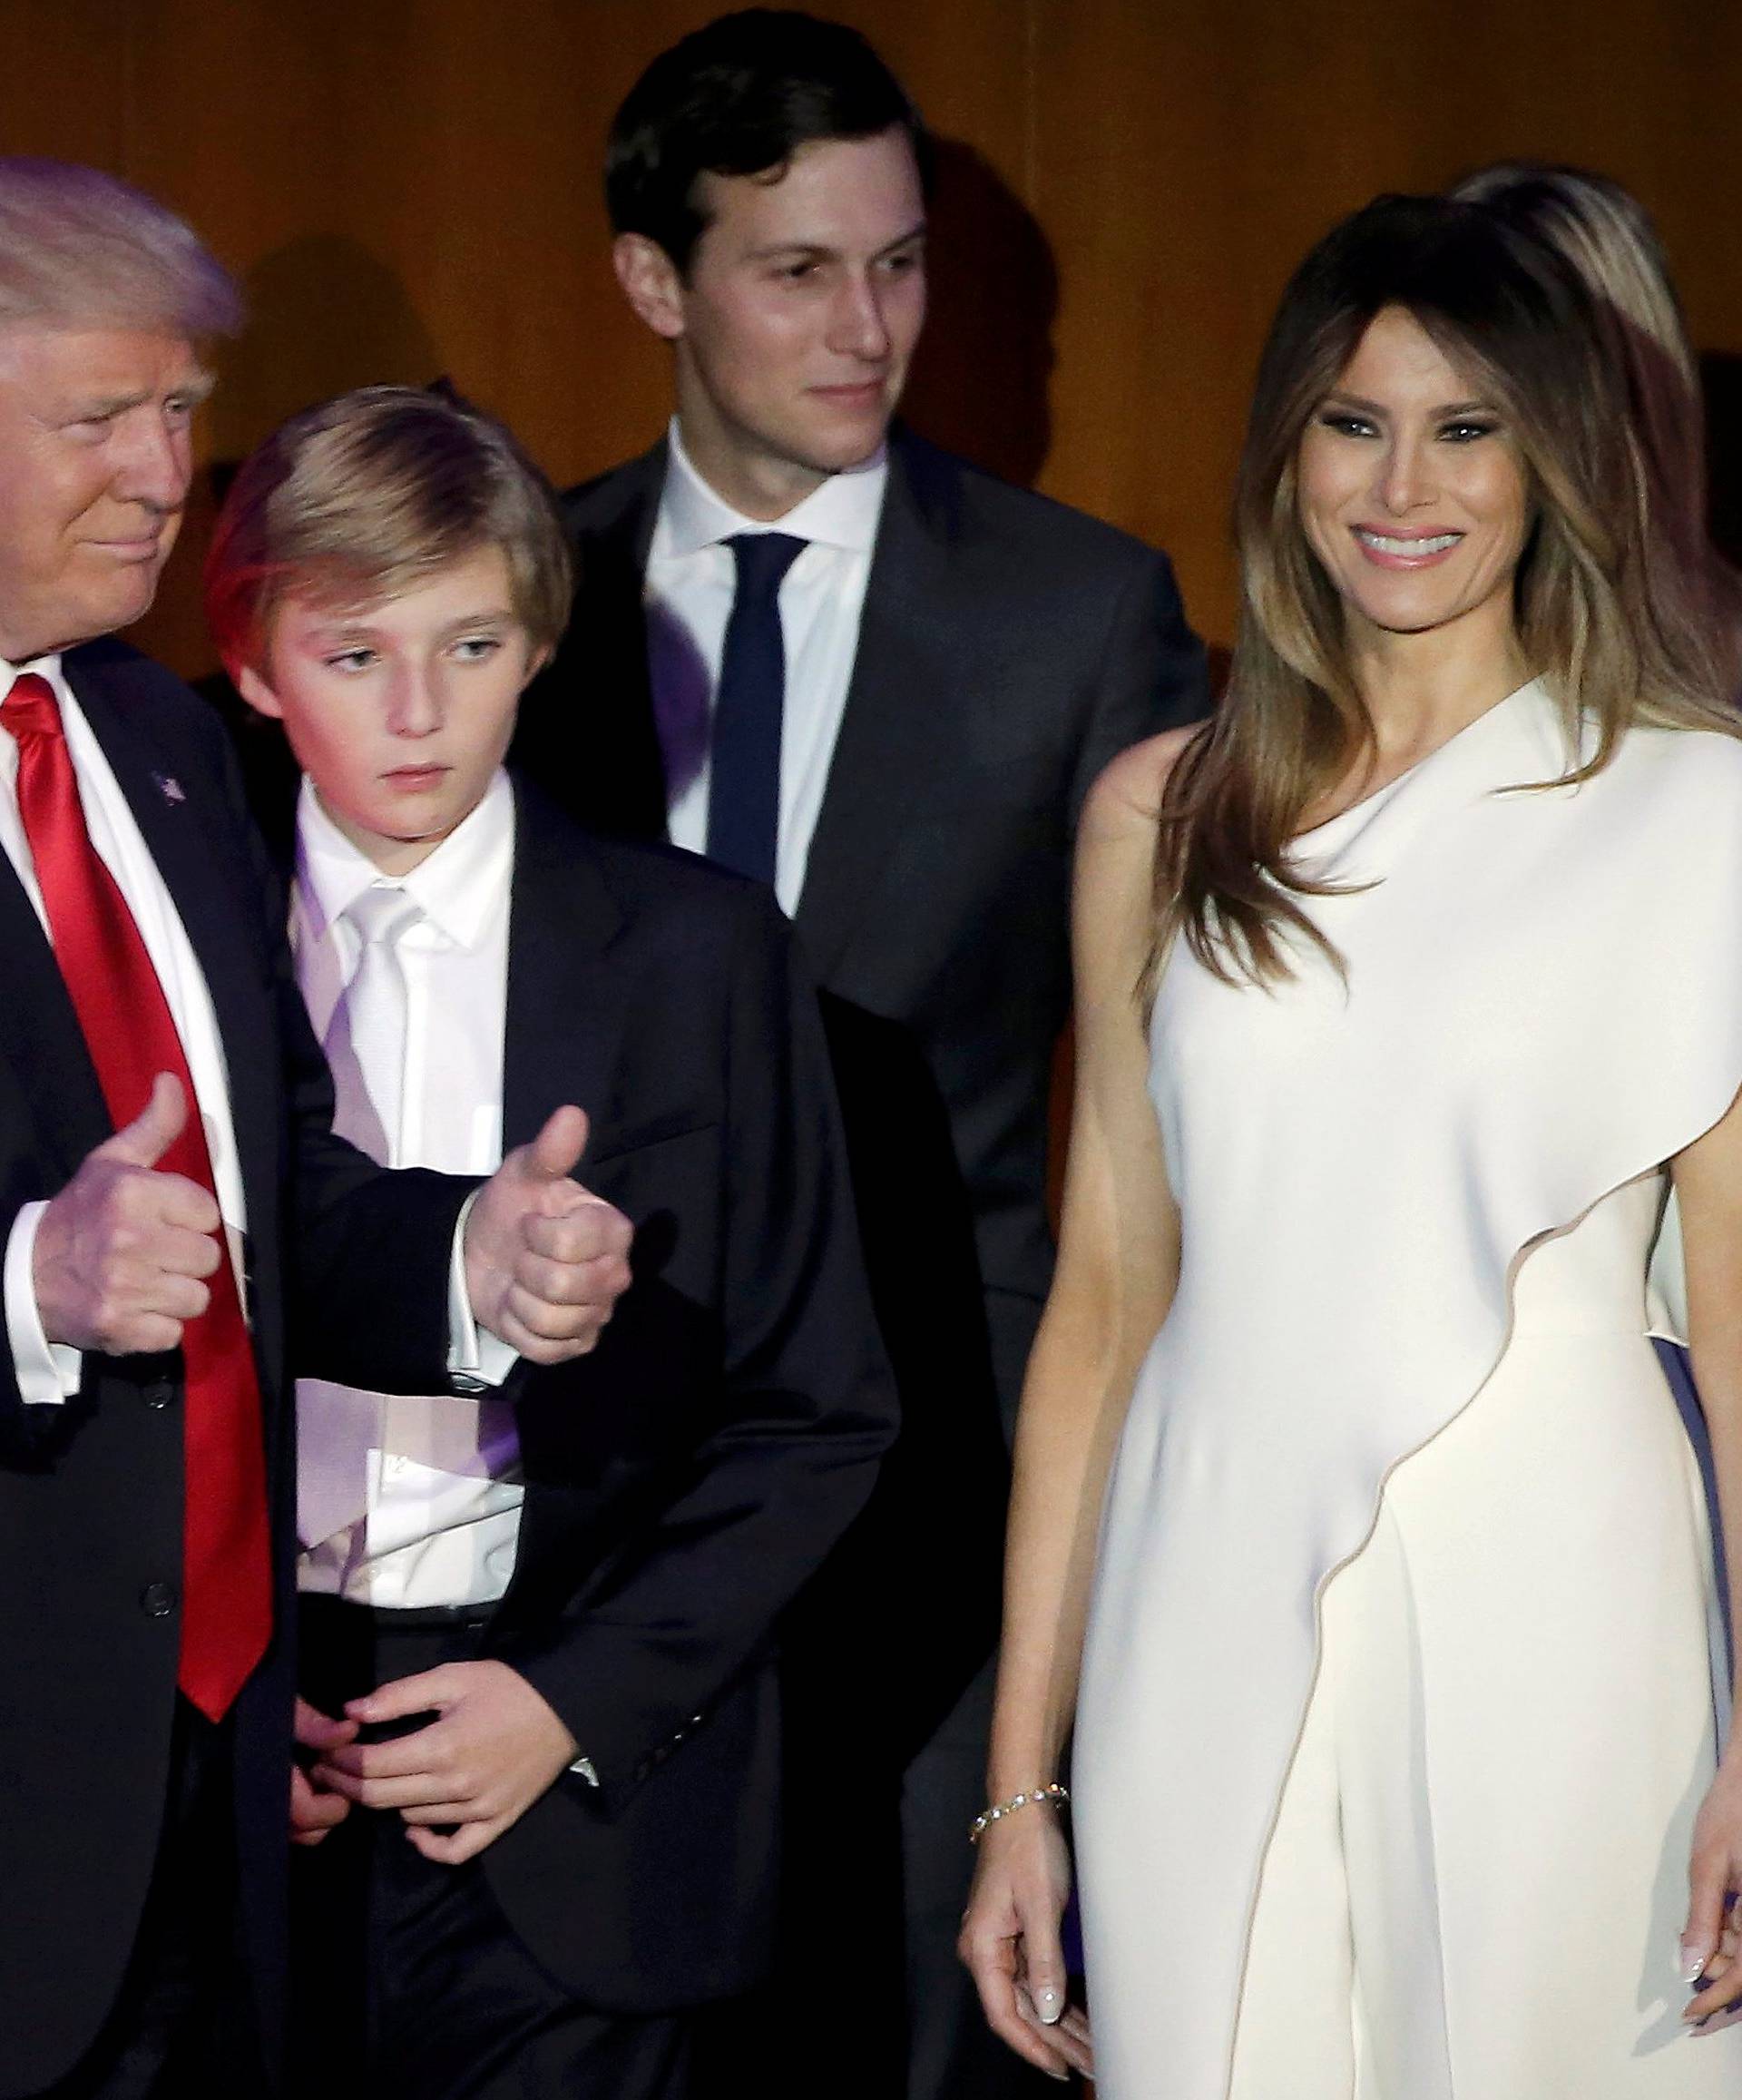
left=210, top=383, right=895, bottom=2099
left=0, top=165, right=632, bottom=2100
left=510, top=13, right=1210, bottom=2095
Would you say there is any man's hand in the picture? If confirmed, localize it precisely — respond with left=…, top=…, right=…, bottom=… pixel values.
left=291, top=1697, right=357, bottom=1848
left=311, top=1660, right=580, bottom=1865
left=463, top=1106, right=632, bottom=1365
left=34, top=1073, right=222, bottom=1354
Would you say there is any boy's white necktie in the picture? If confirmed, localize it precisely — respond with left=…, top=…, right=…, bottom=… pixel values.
left=327, top=884, right=424, bottom=1166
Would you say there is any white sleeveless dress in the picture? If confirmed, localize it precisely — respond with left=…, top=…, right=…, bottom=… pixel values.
left=1073, top=682, right=1742, bottom=2098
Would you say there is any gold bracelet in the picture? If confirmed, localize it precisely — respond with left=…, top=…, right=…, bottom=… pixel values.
left=968, top=1781, right=1070, bottom=1844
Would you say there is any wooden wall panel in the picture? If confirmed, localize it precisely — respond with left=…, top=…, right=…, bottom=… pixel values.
left=0, top=0, right=1737, bottom=673
left=1029, top=0, right=1742, bottom=642
left=3, top=0, right=134, bottom=166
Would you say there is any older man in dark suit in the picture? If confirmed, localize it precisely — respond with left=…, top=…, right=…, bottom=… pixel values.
left=509, top=15, right=1210, bottom=2098
left=0, top=160, right=632, bottom=2100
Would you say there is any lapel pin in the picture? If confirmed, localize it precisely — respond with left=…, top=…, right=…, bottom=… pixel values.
left=152, top=773, right=186, bottom=806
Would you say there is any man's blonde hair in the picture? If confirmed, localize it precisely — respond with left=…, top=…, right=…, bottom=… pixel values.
left=205, top=386, right=574, bottom=674
left=0, top=158, right=241, bottom=338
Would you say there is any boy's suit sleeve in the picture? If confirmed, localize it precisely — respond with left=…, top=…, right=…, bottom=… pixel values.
left=497, top=888, right=897, bottom=1816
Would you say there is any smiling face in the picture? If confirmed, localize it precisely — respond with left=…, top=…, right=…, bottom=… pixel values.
left=1297, top=304, right=1532, bottom=653
left=0, top=323, right=210, bottom=661
left=239, top=546, right=543, bottom=876
left=614, top=126, right=927, bottom=517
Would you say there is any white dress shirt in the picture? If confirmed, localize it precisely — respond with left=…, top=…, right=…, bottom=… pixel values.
left=650, top=417, right=887, bottom=914
left=0, top=653, right=246, bottom=1405
left=294, top=772, right=526, bottom=1609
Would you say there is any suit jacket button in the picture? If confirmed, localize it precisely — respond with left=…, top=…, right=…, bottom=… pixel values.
left=140, top=1581, right=179, bottom=1618
left=142, top=1379, right=174, bottom=1410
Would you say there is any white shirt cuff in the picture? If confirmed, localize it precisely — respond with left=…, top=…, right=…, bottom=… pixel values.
left=446, top=1190, right=521, bottom=1391
left=5, top=1202, right=83, bottom=1404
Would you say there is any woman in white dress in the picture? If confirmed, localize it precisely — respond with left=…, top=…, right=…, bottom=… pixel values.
left=959, top=191, right=1742, bottom=2098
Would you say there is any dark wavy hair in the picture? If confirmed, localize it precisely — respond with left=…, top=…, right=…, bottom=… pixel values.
left=1150, top=192, right=1741, bottom=992
left=605, top=9, right=931, bottom=274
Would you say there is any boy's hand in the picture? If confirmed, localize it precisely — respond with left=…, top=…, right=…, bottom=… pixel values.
left=464, top=1106, right=633, bottom=1364
left=291, top=1696, right=357, bottom=1847
left=311, top=1660, right=580, bottom=1864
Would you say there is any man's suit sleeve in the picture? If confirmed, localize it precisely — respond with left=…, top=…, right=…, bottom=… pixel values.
left=1068, top=544, right=1210, bottom=825
left=499, top=893, right=898, bottom=1816
left=0, top=1209, right=50, bottom=1461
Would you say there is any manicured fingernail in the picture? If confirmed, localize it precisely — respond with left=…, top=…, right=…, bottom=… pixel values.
left=1045, top=2072, right=1070, bottom=2086
left=1681, top=1940, right=1710, bottom=1984
left=1034, top=1986, right=1063, bottom=2025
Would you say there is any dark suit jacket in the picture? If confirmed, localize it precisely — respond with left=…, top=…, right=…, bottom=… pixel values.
left=516, top=426, right=1206, bottom=1405
left=0, top=641, right=474, bottom=2098
left=297, top=780, right=895, bottom=2012
left=511, top=427, right=1208, bottom=1750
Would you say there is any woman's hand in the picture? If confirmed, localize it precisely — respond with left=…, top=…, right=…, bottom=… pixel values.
left=955, top=744, right=1188, bottom=2087
left=1682, top=1752, right=1742, bottom=2024
left=959, top=1809, right=1092, bottom=2084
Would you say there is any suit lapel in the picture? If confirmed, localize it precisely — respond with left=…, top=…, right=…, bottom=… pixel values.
left=795, top=433, right=974, bottom=984
left=65, top=650, right=279, bottom=1236
left=502, top=782, right=630, bottom=1157
left=0, top=832, right=108, bottom=1180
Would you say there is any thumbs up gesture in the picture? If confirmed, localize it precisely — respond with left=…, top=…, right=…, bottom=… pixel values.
left=462, top=1106, right=633, bottom=1364
left=34, top=1072, right=224, bottom=1355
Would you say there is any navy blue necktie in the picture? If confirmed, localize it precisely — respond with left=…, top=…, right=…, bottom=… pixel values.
left=706, top=532, right=806, bottom=884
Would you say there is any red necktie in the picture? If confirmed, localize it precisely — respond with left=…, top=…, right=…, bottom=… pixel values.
left=5, top=672, right=270, bottom=1721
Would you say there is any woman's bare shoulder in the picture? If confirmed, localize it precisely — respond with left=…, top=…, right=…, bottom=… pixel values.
left=1073, top=725, right=1203, bottom=982
left=1081, top=724, right=1203, bottom=845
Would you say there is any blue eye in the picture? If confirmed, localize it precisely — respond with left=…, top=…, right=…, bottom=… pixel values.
left=325, top=648, right=377, bottom=673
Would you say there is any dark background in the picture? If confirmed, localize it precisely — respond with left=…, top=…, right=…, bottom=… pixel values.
left=5, top=0, right=1739, bottom=674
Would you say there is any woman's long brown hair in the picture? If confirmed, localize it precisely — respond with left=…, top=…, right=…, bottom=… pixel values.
left=1150, top=194, right=1741, bottom=995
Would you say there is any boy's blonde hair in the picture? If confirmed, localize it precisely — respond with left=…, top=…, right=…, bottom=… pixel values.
left=206, top=385, right=573, bottom=674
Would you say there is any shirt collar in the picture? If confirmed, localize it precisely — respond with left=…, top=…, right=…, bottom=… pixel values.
left=295, top=769, right=514, bottom=952
left=0, top=653, right=68, bottom=702
left=658, top=415, right=887, bottom=560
